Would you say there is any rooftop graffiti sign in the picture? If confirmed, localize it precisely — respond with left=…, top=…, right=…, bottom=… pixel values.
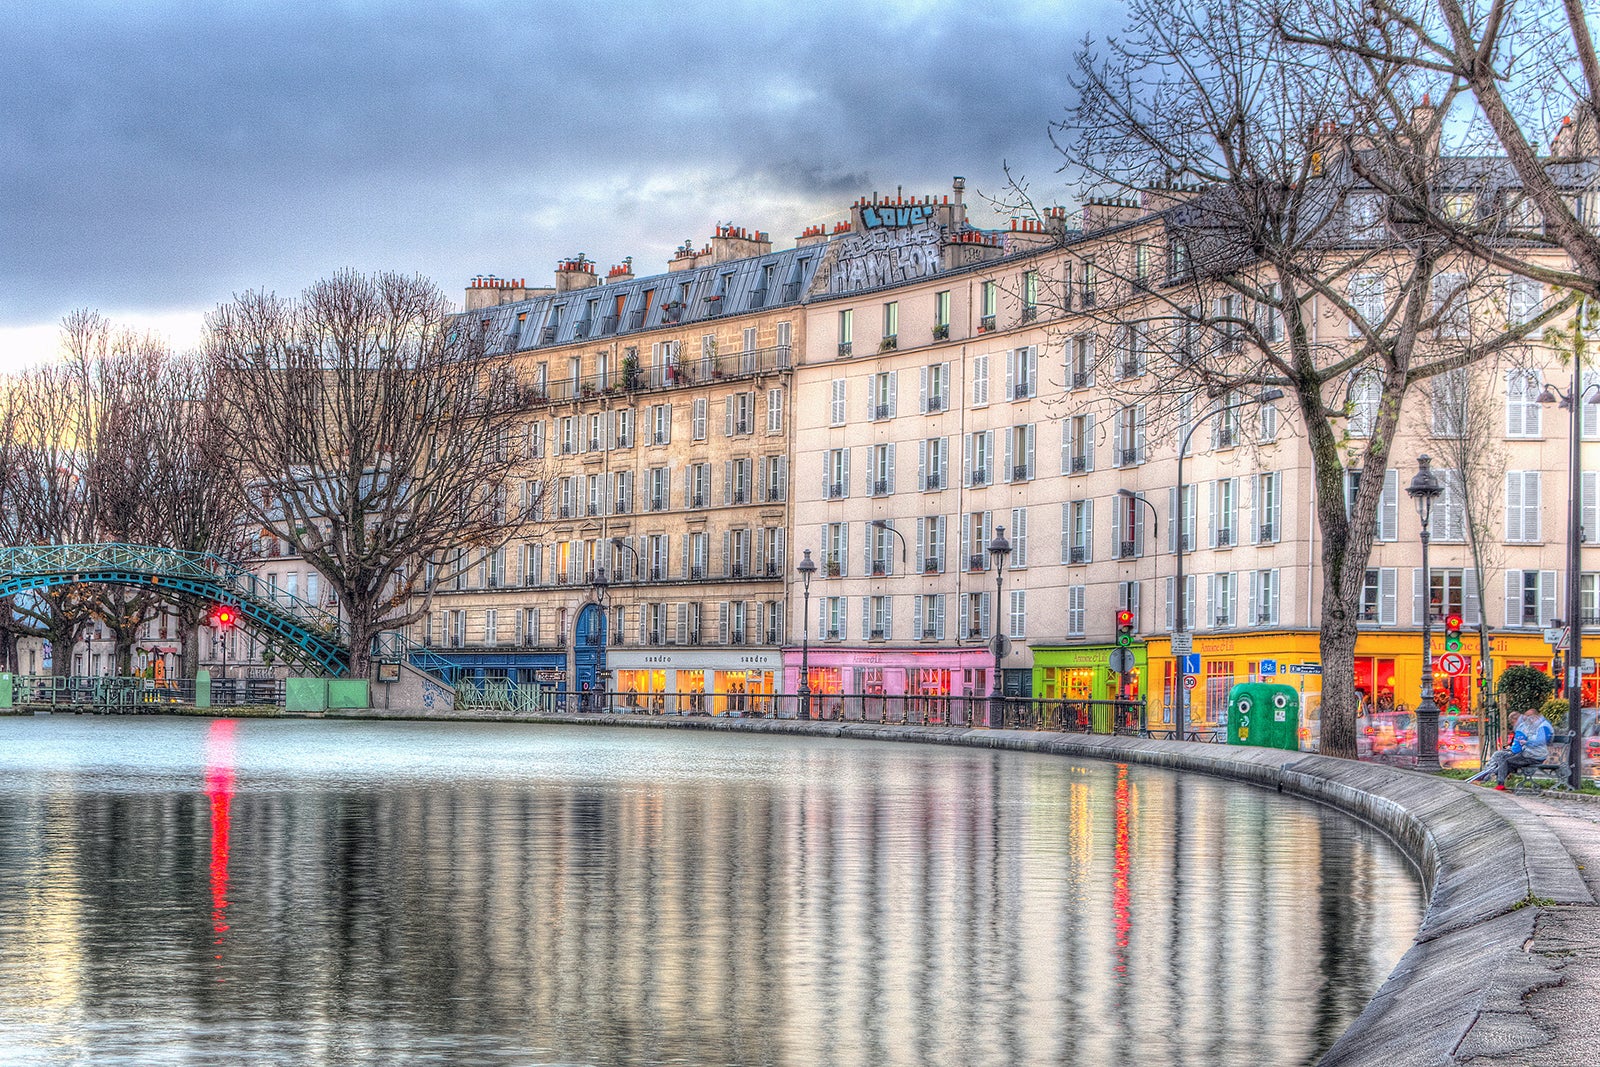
left=828, top=222, right=943, bottom=294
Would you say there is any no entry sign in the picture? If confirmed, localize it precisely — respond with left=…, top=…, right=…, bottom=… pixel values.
left=1438, top=652, right=1467, bottom=676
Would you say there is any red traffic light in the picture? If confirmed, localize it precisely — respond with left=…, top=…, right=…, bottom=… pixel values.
left=1116, top=610, right=1135, bottom=627
left=1444, top=613, right=1463, bottom=631
left=213, top=606, right=237, bottom=631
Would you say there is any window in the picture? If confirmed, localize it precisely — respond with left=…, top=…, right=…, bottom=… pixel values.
left=1430, top=369, right=1468, bottom=437
left=1347, top=274, right=1385, bottom=336
left=824, top=448, right=850, bottom=499
left=1112, top=492, right=1147, bottom=559
left=1344, top=467, right=1400, bottom=541
left=882, top=301, right=899, bottom=347
left=868, top=521, right=896, bottom=576
left=1112, top=404, right=1145, bottom=466
left=1063, top=413, right=1095, bottom=474
left=961, top=510, right=993, bottom=573
left=692, top=397, right=707, bottom=440
left=1253, top=473, right=1282, bottom=543
left=1257, top=283, right=1283, bottom=343
left=1360, top=568, right=1398, bottom=624
left=868, top=443, right=896, bottom=496
left=1506, top=370, right=1542, bottom=437
left=1133, top=240, right=1151, bottom=285
left=1007, top=346, right=1037, bottom=400
left=1249, top=570, right=1280, bottom=626
left=830, top=379, right=847, bottom=425
left=1009, top=507, right=1029, bottom=567
left=726, top=457, right=752, bottom=505
left=1348, top=372, right=1382, bottom=437
left=1442, top=192, right=1476, bottom=223
left=914, top=594, right=946, bottom=639
left=687, top=463, right=711, bottom=509
left=1504, top=570, right=1557, bottom=627
left=1415, top=568, right=1477, bottom=623
left=1169, top=238, right=1192, bottom=281
left=870, top=371, right=897, bottom=420
left=766, top=388, right=784, bottom=434
left=762, top=455, right=787, bottom=503
left=1209, top=572, right=1237, bottom=628
left=960, top=591, right=992, bottom=638
left=1211, top=479, right=1237, bottom=547
left=916, top=515, right=946, bottom=574
left=1080, top=258, right=1097, bottom=307
left=1004, top=424, right=1035, bottom=482
left=1348, top=193, right=1385, bottom=240
left=971, top=354, right=989, bottom=406
left=1009, top=590, right=1027, bottom=639
left=647, top=467, right=671, bottom=512
left=650, top=404, right=672, bottom=445
left=965, top=430, right=994, bottom=487
left=922, top=362, right=950, bottom=413
left=980, top=281, right=997, bottom=330
left=1434, top=468, right=1467, bottom=542
left=822, top=522, right=848, bottom=576
left=821, top=597, right=846, bottom=640
left=934, top=291, right=951, bottom=338
left=725, top=391, right=755, bottom=435
left=1505, top=471, right=1542, bottom=543
left=687, top=531, right=709, bottom=578
left=838, top=309, right=854, bottom=356
left=1508, top=277, right=1542, bottom=325
left=1165, top=575, right=1198, bottom=631
left=612, top=471, right=633, bottom=515
left=1116, top=324, right=1147, bottom=379
left=865, top=596, right=892, bottom=640
left=1070, top=335, right=1095, bottom=389
left=559, top=416, right=577, bottom=455
left=1068, top=586, right=1086, bottom=636
left=1433, top=272, right=1468, bottom=338
left=1063, top=500, right=1093, bottom=564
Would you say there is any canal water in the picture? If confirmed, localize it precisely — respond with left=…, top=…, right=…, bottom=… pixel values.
left=0, top=716, right=1421, bottom=1067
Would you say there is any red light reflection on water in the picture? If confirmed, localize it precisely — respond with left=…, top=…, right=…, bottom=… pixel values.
left=204, top=719, right=238, bottom=973
left=1112, top=764, right=1131, bottom=973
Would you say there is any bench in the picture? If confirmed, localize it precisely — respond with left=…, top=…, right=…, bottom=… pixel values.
left=1511, top=733, right=1576, bottom=793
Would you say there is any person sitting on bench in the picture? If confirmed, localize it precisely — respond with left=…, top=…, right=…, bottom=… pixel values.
left=1485, top=707, right=1555, bottom=790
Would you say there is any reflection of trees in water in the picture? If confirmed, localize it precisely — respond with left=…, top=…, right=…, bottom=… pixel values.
left=5, top=745, right=1419, bottom=1066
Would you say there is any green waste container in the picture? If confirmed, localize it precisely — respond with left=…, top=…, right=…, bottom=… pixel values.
left=1227, top=682, right=1300, bottom=750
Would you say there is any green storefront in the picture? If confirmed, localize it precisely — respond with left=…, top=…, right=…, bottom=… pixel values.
left=1032, top=643, right=1148, bottom=733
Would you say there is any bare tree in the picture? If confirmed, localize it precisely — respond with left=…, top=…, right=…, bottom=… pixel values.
left=1052, top=0, right=1561, bottom=757
left=205, top=270, right=540, bottom=679
left=1281, top=0, right=1599, bottom=298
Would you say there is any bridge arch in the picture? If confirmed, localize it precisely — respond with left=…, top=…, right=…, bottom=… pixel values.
left=0, top=544, right=350, bottom=676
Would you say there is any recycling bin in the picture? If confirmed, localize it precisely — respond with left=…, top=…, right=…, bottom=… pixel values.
left=1227, top=682, right=1300, bottom=750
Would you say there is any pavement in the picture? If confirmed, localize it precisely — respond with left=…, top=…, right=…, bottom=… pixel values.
left=1462, top=788, right=1600, bottom=1066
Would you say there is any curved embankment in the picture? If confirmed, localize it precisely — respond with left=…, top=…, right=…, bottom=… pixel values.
left=480, top=713, right=1592, bottom=1066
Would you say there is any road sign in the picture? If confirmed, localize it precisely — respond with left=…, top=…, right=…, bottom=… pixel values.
left=1180, top=652, right=1201, bottom=674
left=1260, top=659, right=1277, bottom=676
left=1287, top=663, right=1322, bottom=675
left=1545, top=626, right=1570, bottom=649
left=1438, top=652, right=1467, bottom=676
left=991, top=633, right=1012, bottom=658
left=1171, top=631, right=1193, bottom=655
left=1109, top=647, right=1136, bottom=673
left=1183, top=674, right=1198, bottom=690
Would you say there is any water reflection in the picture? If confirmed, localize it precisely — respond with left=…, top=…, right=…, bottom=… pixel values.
left=0, top=717, right=1421, bottom=1066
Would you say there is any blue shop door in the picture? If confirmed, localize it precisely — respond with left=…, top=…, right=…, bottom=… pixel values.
left=573, top=604, right=607, bottom=696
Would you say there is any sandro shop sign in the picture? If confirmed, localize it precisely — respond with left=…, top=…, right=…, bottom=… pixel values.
left=617, top=650, right=780, bottom=670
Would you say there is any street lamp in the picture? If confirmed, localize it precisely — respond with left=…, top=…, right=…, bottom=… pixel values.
left=1405, top=454, right=1444, bottom=772
left=589, top=563, right=611, bottom=714
left=1538, top=371, right=1600, bottom=788
left=1170, top=388, right=1284, bottom=738
left=797, top=549, right=817, bottom=720
left=988, top=525, right=1011, bottom=728
left=869, top=518, right=908, bottom=569
left=1116, top=488, right=1161, bottom=729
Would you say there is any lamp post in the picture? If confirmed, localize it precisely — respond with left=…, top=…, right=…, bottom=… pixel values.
left=1538, top=369, right=1600, bottom=788
left=1116, top=488, right=1161, bottom=730
left=988, top=525, right=1011, bottom=728
left=589, top=563, right=611, bottom=714
left=1171, top=389, right=1284, bottom=738
left=797, top=549, right=816, bottom=720
left=869, top=518, right=908, bottom=569
left=1405, top=455, right=1444, bottom=772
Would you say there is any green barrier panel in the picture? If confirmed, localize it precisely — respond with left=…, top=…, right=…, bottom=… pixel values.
left=0, top=674, right=11, bottom=709
left=195, top=669, right=211, bottom=709
left=1227, top=682, right=1301, bottom=750
left=326, top=680, right=370, bottom=710
left=285, top=678, right=329, bottom=713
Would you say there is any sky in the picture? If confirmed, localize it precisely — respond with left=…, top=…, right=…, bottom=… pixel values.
left=0, top=0, right=1109, bottom=370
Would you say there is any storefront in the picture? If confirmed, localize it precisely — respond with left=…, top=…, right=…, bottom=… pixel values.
left=1032, top=644, right=1148, bottom=733
left=611, top=648, right=779, bottom=715
left=781, top=646, right=996, bottom=715
left=428, top=649, right=568, bottom=694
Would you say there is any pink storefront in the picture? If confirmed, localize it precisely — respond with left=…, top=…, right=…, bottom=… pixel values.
left=782, top=646, right=996, bottom=720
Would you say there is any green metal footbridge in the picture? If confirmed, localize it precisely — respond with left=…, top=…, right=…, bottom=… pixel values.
left=0, top=543, right=351, bottom=676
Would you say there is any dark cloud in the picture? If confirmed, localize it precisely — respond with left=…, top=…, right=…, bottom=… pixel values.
left=0, top=0, right=1111, bottom=328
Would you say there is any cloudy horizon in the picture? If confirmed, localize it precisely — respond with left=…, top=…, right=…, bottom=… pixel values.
left=1, top=1, right=1109, bottom=367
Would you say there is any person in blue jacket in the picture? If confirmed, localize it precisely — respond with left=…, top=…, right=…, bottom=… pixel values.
left=1486, top=707, right=1555, bottom=789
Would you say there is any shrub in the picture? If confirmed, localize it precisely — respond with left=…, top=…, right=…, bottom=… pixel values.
left=1499, top=665, right=1555, bottom=718
left=1540, top=696, right=1569, bottom=729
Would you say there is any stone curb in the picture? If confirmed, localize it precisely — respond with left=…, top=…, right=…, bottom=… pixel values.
left=458, top=712, right=1592, bottom=1066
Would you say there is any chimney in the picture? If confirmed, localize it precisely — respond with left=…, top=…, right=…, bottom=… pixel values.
left=607, top=256, right=635, bottom=282
left=464, top=275, right=551, bottom=310
left=794, top=223, right=831, bottom=248
left=952, top=176, right=967, bottom=228
left=554, top=254, right=599, bottom=293
left=708, top=223, right=773, bottom=264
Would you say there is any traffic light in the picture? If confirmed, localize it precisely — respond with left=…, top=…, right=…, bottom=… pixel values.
left=1444, top=612, right=1462, bottom=653
left=213, top=605, right=238, bottom=632
left=1116, top=609, right=1135, bottom=647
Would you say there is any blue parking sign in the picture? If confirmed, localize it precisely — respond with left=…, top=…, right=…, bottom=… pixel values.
left=1180, top=653, right=1201, bottom=674
left=1261, top=659, right=1277, bottom=675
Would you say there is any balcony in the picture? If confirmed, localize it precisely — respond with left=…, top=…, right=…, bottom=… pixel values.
left=1080, top=288, right=1097, bottom=308
left=1216, top=529, right=1234, bottom=546
left=653, top=431, right=669, bottom=445
left=872, top=479, right=890, bottom=496
left=1121, top=363, right=1142, bottom=379
left=1259, top=523, right=1275, bottom=541
left=871, top=562, right=888, bottom=576
left=1119, top=447, right=1141, bottom=465
left=729, top=630, right=746, bottom=645
left=923, top=559, right=941, bottom=574
left=1011, top=383, right=1032, bottom=401
left=825, top=628, right=842, bottom=640
left=933, top=323, right=950, bottom=341
left=601, top=315, right=620, bottom=334
left=588, top=438, right=601, bottom=451
left=690, top=566, right=705, bottom=580
left=825, top=560, right=842, bottom=577
left=1012, top=464, right=1030, bottom=481
left=648, top=497, right=666, bottom=512
left=874, top=404, right=892, bottom=420
left=1072, top=372, right=1092, bottom=389
left=732, top=489, right=747, bottom=504
left=692, top=495, right=706, bottom=509
left=926, top=395, right=944, bottom=413
left=967, top=625, right=984, bottom=638
left=735, top=419, right=752, bottom=434
left=879, top=336, right=898, bottom=352
left=614, top=501, right=631, bottom=515
left=558, top=504, right=574, bottom=519
left=922, top=627, right=939, bottom=638
left=968, top=554, right=987, bottom=572
left=1071, top=456, right=1089, bottom=474
left=781, top=281, right=802, bottom=302
left=838, top=342, right=853, bottom=358
left=925, top=474, right=942, bottom=490
left=1257, top=612, right=1275, bottom=625
left=766, top=487, right=782, bottom=502
left=1070, top=546, right=1088, bottom=564
left=1118, top=541, right=1137, bottom=559
left=650, top=566, right=665, bottom=580
left=586, top=504, right=600, bottom=517
left=1022, top=305, right=1038, bottom=323
left=979, top=314, right=996, bottom=332
left=869, top=628, right=886, bottom=639
left=540, top=326, right=558, bottom=344
left=828, top=484, right=846, bottom=499
left=970, top=468, right=988, bottom=487
left=1214, top=614, right=1233, bottom=628
left=1217, top=430, right=1237, bottom=449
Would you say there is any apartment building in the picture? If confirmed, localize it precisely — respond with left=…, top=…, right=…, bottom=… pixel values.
left=431, top=228, right=820, bottom=708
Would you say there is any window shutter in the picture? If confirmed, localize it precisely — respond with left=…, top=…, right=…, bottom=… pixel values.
left=920, top=366, right=928, bottom=412
left=1206, top=574, right=1217, bottom=627
left=1026, top=347, right=1038, bottom=396
left=1111, top=497, right=1123, bottom=551
left=1025, top=426, right=1035, bottom=479
left=1506, top=473, right=1524, bottom=542
left=1134, top=407, right=1146, bottom=461
left=918, top=441, right=928, bottom=490
left=1540, top=570, right=1558, bottom=626
left=862, top=596, right=871, bottom=637
left=1165, top=576, right=1175, bottom=630
left=1379, top=568, right=1397, bottom=626
left=914, top=596, right=924, bottom=637
left=1169, top=487, right=1179, bottom=553
left=1134, top=494, right=1146, bottom=555
left=1413, top=568, right=1425, bottom=625
left=1525, top=472, right=1541, bottom=542
left=1208, top=482, right=1219, bottom=548
left=1506, top=372, right=1524, bottom=437
left=1061, top=420, right=1073, bottom=475
left=681, top=534, right=689, bottom=579
left=889, top=372, right=898, bottom=416
left=1004, top=431, right=1014, bottom=483
left=842, top=449, right=851, bottom=497
left=887, top=443, right=897, bottom=494
left=1586, top=471, right=1599, bottom=542
left=1083, top=414, right=1096, bottom=472
left=1379, top=470, right=1398, bottom=542
left=1248, top=571, right=1259, bottom=626
left=1005, top=349, right=1016, bottom=398
left=1504, top=570, right=1521, bottom=627
left=1462, top=568, right=1481, bottom=627
left=1112, top=409, right=1125, bottom=467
